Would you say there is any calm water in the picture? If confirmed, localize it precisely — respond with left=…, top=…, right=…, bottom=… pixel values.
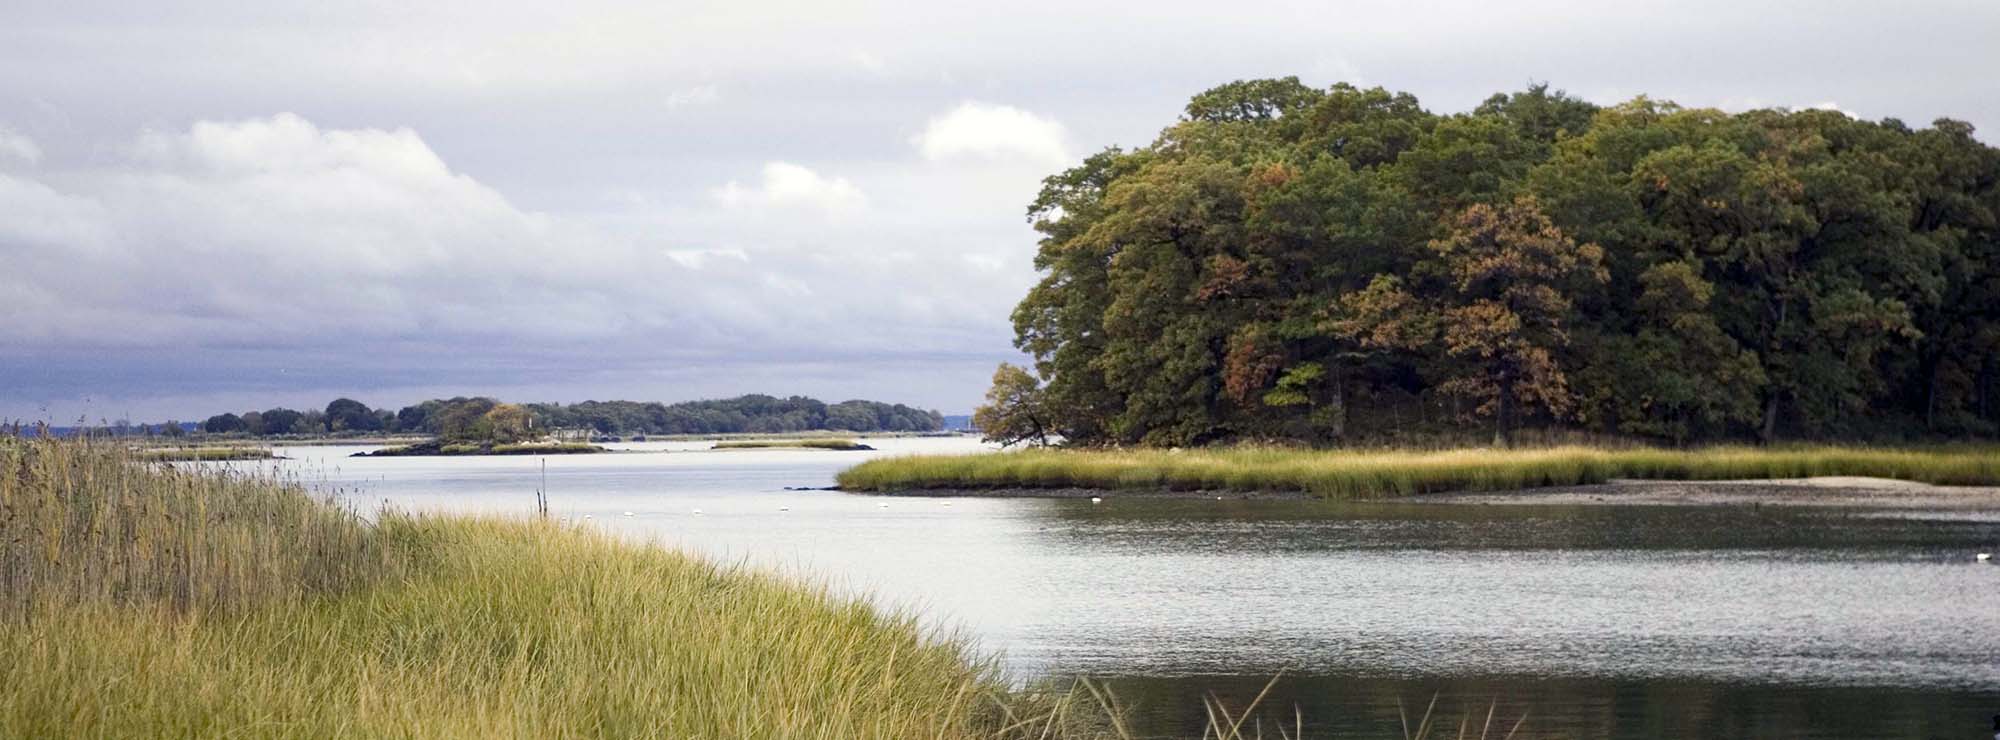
left=256, top=438, right=2000, bottom=739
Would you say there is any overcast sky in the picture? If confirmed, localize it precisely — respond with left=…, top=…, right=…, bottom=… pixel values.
left=3, top=0, right=1997, bottom=422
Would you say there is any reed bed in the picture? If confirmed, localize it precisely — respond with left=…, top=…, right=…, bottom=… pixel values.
left=835, top=444, right=2000, bottom=498
left=2, top=436, right=378, bottom=614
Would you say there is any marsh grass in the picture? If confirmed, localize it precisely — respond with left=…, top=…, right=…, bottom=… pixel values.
left=835, top=444, right=2000, bottom=498
left=714, top=438, right=873, bottom=451
left=2, top=436, right=379, bottom=614
left=132, top=446, right=277, bottom=462
left=0, top=437, right=1112, bottom=738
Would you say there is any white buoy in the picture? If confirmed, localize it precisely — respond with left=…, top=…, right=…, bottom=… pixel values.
left=1091, top=496, right=1103, bottom=504
left=1980, top=553, right=1992, bottom=562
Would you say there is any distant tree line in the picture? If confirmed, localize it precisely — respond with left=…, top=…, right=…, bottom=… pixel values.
left=197, top=394, right=943, bottom=438
left=524, top=396, right=945, bottom=435
left=981, top=79, right=2000, bottom=447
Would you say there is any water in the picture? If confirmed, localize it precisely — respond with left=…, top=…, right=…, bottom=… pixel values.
left=256, top=438, right=2000, bottom=739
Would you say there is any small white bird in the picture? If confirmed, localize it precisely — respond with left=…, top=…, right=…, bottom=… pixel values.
left=1979, top=553, right=1992, bottom=562
left=1090, top=497, right=1103, bottom=504
left=623, top=511, right=635, bottom=517
left=691, top=508, right=704, bottom=515
left=878, top=502, right=889, bottom=508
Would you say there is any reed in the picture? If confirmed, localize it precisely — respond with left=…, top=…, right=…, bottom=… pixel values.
left=835, top=444, right=2000, bottom=498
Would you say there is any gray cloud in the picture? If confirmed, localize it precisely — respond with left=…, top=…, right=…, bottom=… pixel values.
left=3, top=0, right=1997, bottom=420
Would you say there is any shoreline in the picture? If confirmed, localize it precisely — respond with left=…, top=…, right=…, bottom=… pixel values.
left=850, top=477, right=2000, bottom=508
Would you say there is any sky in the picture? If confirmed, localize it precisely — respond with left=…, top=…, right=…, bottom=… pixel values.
left=3, top=0, right=1998, bottom=422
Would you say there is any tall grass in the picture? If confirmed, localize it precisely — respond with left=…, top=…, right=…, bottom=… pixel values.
left=836, top=445, right=2000, bottom=498
left=2, top=436, right=378, bottom=614
left=0, top=437, right=1106, bottom=738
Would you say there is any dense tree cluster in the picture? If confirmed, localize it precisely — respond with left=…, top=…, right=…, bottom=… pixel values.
left=195, top=395, right=943, bottom=438
left=525, top=395, right=944, bottom=435
left=992, top=79, right=2000, bottom=446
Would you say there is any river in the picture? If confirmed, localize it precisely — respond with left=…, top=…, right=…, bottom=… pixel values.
left=257, top=437, right=2000, bottom=739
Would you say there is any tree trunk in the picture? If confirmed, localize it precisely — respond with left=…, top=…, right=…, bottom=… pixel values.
left=1493, top=375, right=1514, bottom=448
left=1980, top=357, right=1994, bottom=423
left=1922, top=350, right=1942, bottom=432
left=1328, top=367, right=1347, bottom=441
left=1759, top=394, right=1780, bottom=445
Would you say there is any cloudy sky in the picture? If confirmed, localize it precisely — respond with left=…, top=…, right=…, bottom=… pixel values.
left=3, top=0, right=1996, bottom=422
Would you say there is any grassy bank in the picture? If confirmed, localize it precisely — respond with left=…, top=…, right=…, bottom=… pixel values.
left=0, top=438, right=1106, bottom=738
left=360, top=440, right=605, bottom=456
left=836, top=445, right=2000, bottom=498
left=133, top=446, right=278, bottom=461
left=714, top=438, right=875, bottom=451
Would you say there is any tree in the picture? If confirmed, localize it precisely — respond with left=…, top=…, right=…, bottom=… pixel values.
left=432, top=398, right=500, bottom=442
left=203, top=413, right=245, bottom=434
left=257, top=408, right=303, bottom=437
left=1342, top=198, right=1607, bottom=446
left=972, top=364, right=1051, bottom=447
left=476, top=404, right=533, bottom=444
left=324, top=398, right=382, bottom=433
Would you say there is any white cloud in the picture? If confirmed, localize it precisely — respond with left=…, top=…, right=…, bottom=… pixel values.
left=0, top=129, right=40, bottom=166
left=850, top=50, right=888, bottom=74
left=0, top=114, right=1031, bottom=418
left=664, top=84, right=720, bottom=107
left=712, top=161, right=866, bottom=215
left=663, top=247, right=748, bottom=269
left=914, top=102, right=1070, bottom=168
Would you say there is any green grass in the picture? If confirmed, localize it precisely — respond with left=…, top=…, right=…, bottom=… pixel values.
left=133, top=446, right=278, bottom=461
left=836, top=444, right=2000, bottom=498
left=0, top=438, right=1109, bottom=738
left=714, top=438, right=874, bottom=451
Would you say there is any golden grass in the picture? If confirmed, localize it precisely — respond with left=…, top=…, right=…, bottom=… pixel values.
left=835, top=444, right=2000, bottom=498
left=0, top=438, right=1106, bottom=738
left=714, top=438, right=872, bottom=451
left=132, top=446, right=277, bottom=461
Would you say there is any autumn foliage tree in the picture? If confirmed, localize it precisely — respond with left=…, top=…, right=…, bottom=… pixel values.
left=1340, top=198, right=1606, bottom=446
left=987, top=78, right=2000, bottom=447
left=972, top=364, right=1051, bottom=447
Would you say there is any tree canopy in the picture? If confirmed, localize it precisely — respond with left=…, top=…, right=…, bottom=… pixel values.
left=999, top=79, right=2000, bottom=446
